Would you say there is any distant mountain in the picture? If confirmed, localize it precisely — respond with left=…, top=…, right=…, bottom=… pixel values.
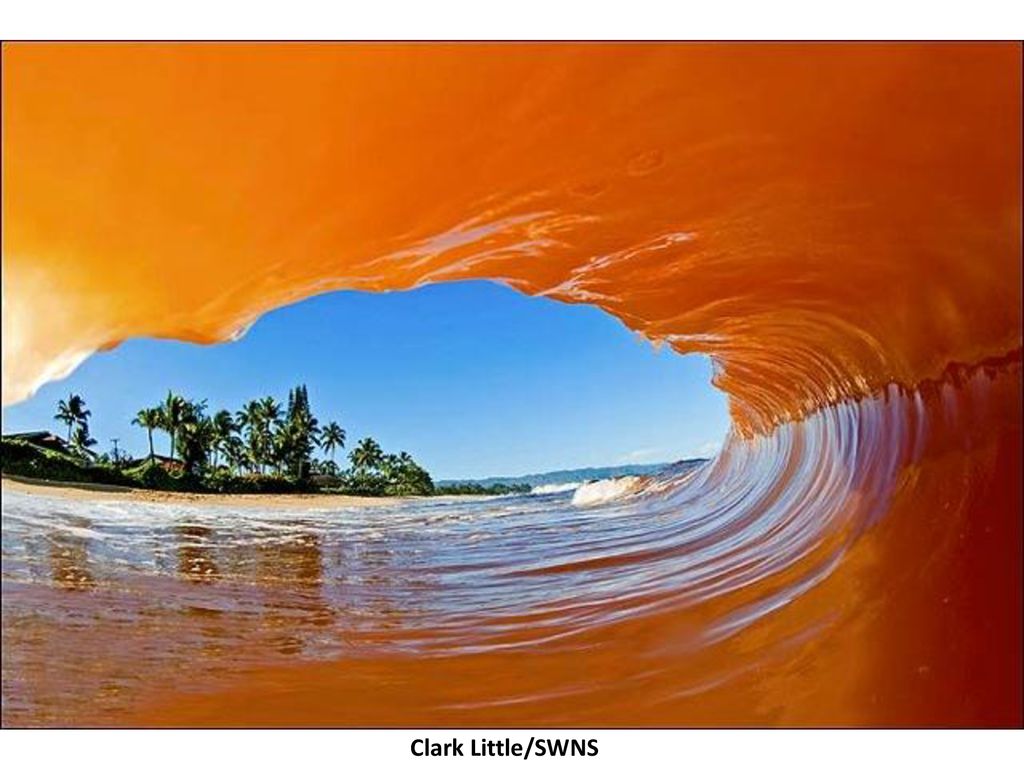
left=438, top=459, right=706, bottom=491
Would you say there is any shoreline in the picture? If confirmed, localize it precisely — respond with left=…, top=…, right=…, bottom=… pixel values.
left=0, top=475, right=424, bottom=509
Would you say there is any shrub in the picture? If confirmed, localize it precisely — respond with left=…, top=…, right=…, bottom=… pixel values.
left=1, top=438, right=134, bottom=487
left=337, top=470, right=389, bottom=496
left=202, top=472, right=309, bottom=494
left=122, top=460, right=200, bottom=491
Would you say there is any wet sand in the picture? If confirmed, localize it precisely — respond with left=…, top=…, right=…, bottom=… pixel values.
left=1, top=475, right=404, bottom=509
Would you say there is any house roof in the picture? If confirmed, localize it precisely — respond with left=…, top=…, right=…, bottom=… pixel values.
left=4, top=430, right=67, bottom=442
left=4, top=431, right=97, bottom=459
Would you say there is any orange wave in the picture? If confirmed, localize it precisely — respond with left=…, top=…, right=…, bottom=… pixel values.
left=2, top=42, right=1021, bottom=726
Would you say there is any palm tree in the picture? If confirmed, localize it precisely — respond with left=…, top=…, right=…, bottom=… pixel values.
left=236, top=399, right=269, bottom=473
left=177, top=416, right=216, bottom=475
left=159, top=391, right=187, bottom=459
left=54, top=400, right=75, bottom=443
left=259, top=397, right=282, bottom=473
left=70, top=424, right=97, bottom=457
left=179, top=398, right=207, bottom=433
left=321, top=421, right=346, bottom=464
left=383, top=451, right=434, bottom=496
left=54, top=394, right=91, bottom=444
left=235, top=399, right=261, bottom=435
left=131, top=407, right=161, bottom=462
left=221, top=434, right=247, bottom=476
left=234, top=398, right=279, bottom=474
left=211, top=409, right=237, bottom=468
left=259, top=396, right=282, bottom=437
left=349, top=437, right=384, bottom=473
left=270, top=425, right=291, bottom=475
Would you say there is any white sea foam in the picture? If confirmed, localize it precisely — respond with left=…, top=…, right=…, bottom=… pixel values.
left=571, top=476, right=644, bottom=507
left=530, top=482, right=582, bottom=495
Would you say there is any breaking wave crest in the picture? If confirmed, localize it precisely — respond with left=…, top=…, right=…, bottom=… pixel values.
left=571, top=477, right=644, bottom=506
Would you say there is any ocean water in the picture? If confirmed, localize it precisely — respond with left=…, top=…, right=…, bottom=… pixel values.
left=3, top=361, right=1019, bottom=727
left=5, top=483, right=708, bottom=725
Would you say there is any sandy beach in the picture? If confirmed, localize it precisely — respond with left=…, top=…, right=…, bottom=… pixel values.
left=1, top=475, right=405, bottom=509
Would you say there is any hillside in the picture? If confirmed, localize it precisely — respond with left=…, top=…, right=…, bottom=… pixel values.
left=438, top=459, right=706, bottom=491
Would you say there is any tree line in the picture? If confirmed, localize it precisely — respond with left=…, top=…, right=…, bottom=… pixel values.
left=49, top=387, right=435, bottom=496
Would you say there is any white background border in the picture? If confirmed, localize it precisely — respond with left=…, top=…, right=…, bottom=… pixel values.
left=3, top=728, right=1024, bottom=766
left=1, top=3, right=1022, bottom=766
left=0, top=1, right=1022, bottom=40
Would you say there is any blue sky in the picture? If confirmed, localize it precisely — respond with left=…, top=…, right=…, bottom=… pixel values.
left=2, top=281, right=729, bottom=479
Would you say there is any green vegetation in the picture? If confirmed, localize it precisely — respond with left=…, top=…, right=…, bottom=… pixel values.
left=440, top=481, right=532, bottom=496
left=1, top=436, right=132, bottom=487
left=131, top=407, right=161, bottom=462
left=54, top=393, right=91, bottom=444
left=2, top=388, right=524, bottom=498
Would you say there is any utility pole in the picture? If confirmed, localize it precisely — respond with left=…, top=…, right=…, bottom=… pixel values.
left=111, top=437, right=120, bottom=466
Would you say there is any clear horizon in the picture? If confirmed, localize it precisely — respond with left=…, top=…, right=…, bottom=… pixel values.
left=1, top=280, right=729, bottom=479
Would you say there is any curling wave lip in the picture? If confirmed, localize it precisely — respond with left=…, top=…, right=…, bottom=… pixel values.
left=1, top=42, right=1021, bottom=726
